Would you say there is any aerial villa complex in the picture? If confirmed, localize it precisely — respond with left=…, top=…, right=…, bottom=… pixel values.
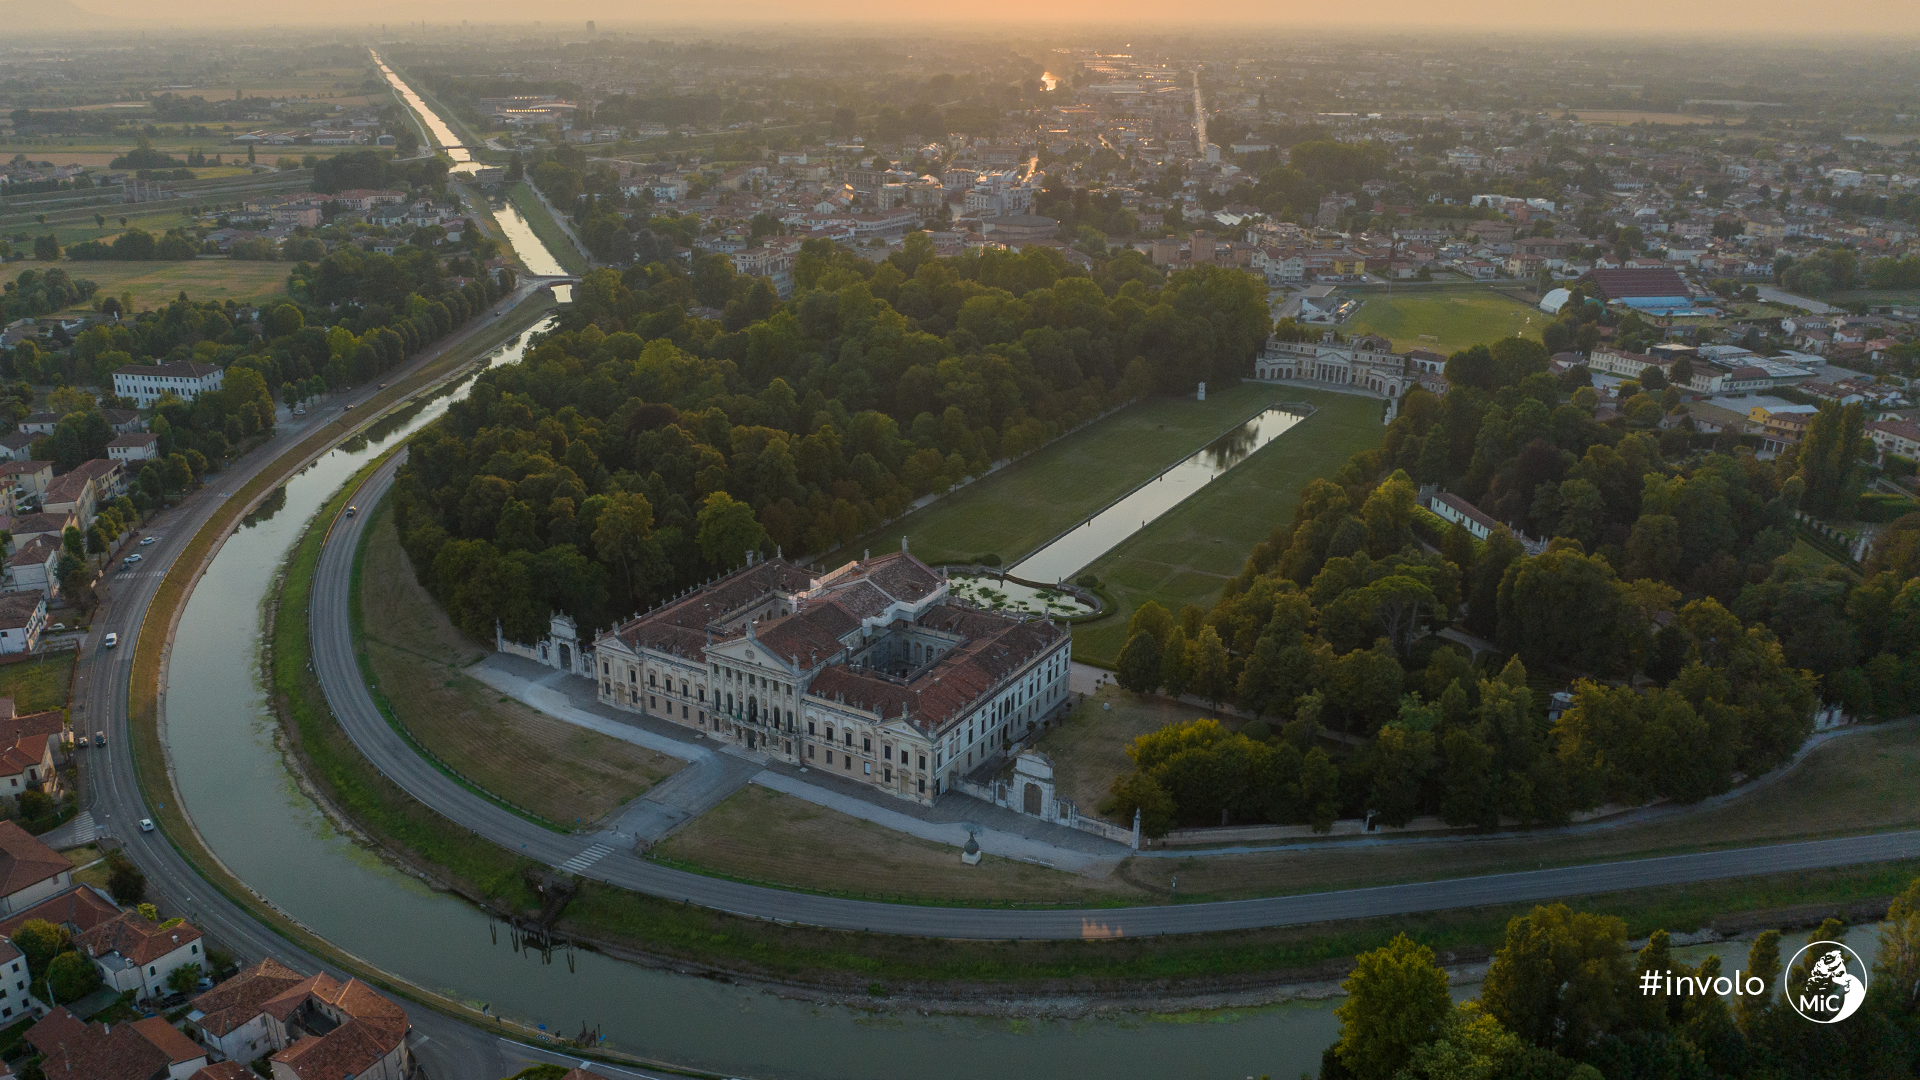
left=1256, top=331, right=1450, bottom=403
left=589, top=549, right=1072, bottom=804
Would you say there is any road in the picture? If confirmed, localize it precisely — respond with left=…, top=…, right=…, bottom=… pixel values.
left=311, top=466, right=1920, bottom=939
left=75, top=279, right=568, bottom=1079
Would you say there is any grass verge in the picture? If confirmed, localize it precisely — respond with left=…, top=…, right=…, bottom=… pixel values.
left=353, top=499, right=680, bottom=828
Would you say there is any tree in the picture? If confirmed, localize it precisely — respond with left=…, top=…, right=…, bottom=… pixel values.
left=1159, top=625, right=1190, bottom=698
left=12, top=919, right=68, bottom=978
left=1187, top=625, right=1232, bottom=707
left=1335, top=933, right=1453, bottom=1079
left=47, top=950, right=102, bottom=1004
left=592, top=491, right=654, bottom=596
left=1482, top=903, right=1630, bottom=1055
left=164, top=453, right=194, bottom=497
left=61, top=525, right=84, bottom=561
left=33, top=234, right=59, bottom=261
left=166, top=961, right=204, bottom=996
left=1115, top=631, right=1162, bottom=694
left=1126, top=601, right=1174, bottom=649
left=1103, top=771, right=1176, bottom=838
left=1875, top=877, right=1920, bottom=1018
left=695, top=491, right=767, bottom=570
left=107, top=849, right=146, bottom=905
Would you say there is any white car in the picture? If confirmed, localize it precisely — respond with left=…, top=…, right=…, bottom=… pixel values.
left=125, top=553, right=142, bottom=564
left=103, top=633, right=118, bottom=648
left=140, top=536, right=157, bottom=546
left=140, top=818, right=155, bottom=833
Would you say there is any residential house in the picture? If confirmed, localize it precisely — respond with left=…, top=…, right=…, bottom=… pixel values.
left=108, top=433, right=162, bottom=463
left=0, top=463, right=52, bottom=504
left=0, top=511, right=76, bottom=548
left=15, top=415, right=60, bottom=438
left=42, top=459, right=123, bottom=527
left=0, top=592, right=46, bottom=655
left=111, top=361, right=224, bottom=407
left=0, top=822, right=71, bottom=916
left=0, top=698, right=64, bottom=808
left=184, top=958, right=413, bottom=1080
left=0, top=883, right=124, bottom=941
left=3, top=538, right=61, bottom=600
left=27, top=1007, right=210, bottom=1080
left=191, top=1064, right=255, bottom=1080
left=0, top=434, right=35, bottom=463
left=1869, top=418, right=1920, bottom=459
left=0, top=938, right=39, bottom=1022
left=79, top=911, right=206, bottom=1001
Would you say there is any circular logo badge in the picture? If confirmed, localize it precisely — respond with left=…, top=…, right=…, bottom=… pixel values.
left=1784, top=941, right=1869, bottom=1024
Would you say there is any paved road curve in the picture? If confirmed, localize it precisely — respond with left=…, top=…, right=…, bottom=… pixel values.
left=79, top=283, right=566, bottom=1079
left=314, top=467, right=1920, bottom=940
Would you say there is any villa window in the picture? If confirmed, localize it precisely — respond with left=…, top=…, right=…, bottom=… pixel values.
left=918, top=754, right=926, bottom=770
left=883, top=745, right=892, bottom=760
left=809, top=744, right=816, bottom=759
left=808, top=721, right=816, bottom=735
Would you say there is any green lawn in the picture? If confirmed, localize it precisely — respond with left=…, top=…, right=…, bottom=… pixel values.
left=0, top=653, right=73, bottom=714
left=1, top=260, right=288, bottom=312
left=1345, top=288, right=1544, bottom=354
left=27, top=208, right=199, bottom=248
left=827, top=383, right=1314, bottom=570
left=1072, top=391, right=1384, bottom=664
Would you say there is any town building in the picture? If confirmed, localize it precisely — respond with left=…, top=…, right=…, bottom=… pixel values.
left=3, top=538, right=62, bottom=599
left=0, top=822, right=72, bottom=915
left=78, top=910, right=207, bottom=1000
left=108, top=432, right=162, bottom=463
left=1428, top=491, right=1499, bottom=540
left=28, top=1007, right=210, bottom=1080
left=112, top=361, right=224, bottom=407
left=588, top=550, right=1071, bottom=802
left=185, top=958, right=412, bottom=1080
left=0, top=592, right=46, bottom=655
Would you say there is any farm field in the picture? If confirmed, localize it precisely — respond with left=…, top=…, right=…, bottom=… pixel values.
left=357, top=505, right=682, bottom=827
left=1344, top=288, right=1544, bottom=354
left=1, top=137, right=367, bottom=172
left=825, top=382, right=1311, bottom=570
left=1, top=260, right=290, bottom=311
left=1071, top=390, right=1383, bottom=665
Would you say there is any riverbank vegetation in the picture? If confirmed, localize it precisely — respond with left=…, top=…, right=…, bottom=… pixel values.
left=387, top=240, right=1269, bottom=645
left=354, top=499, right=683, bottom=826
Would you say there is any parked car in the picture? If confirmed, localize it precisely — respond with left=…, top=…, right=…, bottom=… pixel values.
left=103, top=633, right=117, bottom=648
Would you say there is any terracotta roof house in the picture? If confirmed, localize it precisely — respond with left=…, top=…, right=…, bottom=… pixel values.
left=79, top=910, right=207, bottom=1000
left=0, top=882, right=122, bottom=940
left=0, top=591, right=45, bottom=655
left=3, top=536, right=61, bottom=599
left=0, top=937, right=38, bottom=1023
left=26, top=1006, right=209, bottom=1080
left=0, top=694, right=61, bottom=802
left=0, top=821, right=71, bottom=915
left=190, top=1064, right=256, bottom=1080
left=185, top=959, right=412, bottom=1080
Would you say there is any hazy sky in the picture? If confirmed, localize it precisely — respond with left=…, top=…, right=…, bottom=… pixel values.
left=31, top=0, right=1920, bottom=34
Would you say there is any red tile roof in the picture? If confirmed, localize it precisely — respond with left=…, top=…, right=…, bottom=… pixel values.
left=0, top=884, right=122, bottom=939
left=80, top=911, right=204, bottom=966
left=0, top=821, right=68, bottom=899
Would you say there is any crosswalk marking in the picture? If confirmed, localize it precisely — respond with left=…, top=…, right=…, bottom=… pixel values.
left=67, top=812, right=98, bottom=845
left=557, top=844, right=612, bottom=874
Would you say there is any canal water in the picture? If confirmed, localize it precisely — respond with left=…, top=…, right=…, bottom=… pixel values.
left=1008, top=404, right=1308, bottom=585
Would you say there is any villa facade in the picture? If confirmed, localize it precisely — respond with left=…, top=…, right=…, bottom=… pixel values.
left=1254, top=332, right=1447, bottom=400
left=590, top=549, right=1072, bottom=804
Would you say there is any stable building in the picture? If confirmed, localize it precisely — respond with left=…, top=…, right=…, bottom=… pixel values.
left=591, top=550, right=1072, bottom=803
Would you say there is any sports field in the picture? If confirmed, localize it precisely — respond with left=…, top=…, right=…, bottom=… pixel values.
left=1345, top=288, right=1543, bottom=354
left=824, top=382, right=1314, bottom=570
left=1, top=260, right=289, bottom=311
left=1071, top=390, right=1384, bottom=665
